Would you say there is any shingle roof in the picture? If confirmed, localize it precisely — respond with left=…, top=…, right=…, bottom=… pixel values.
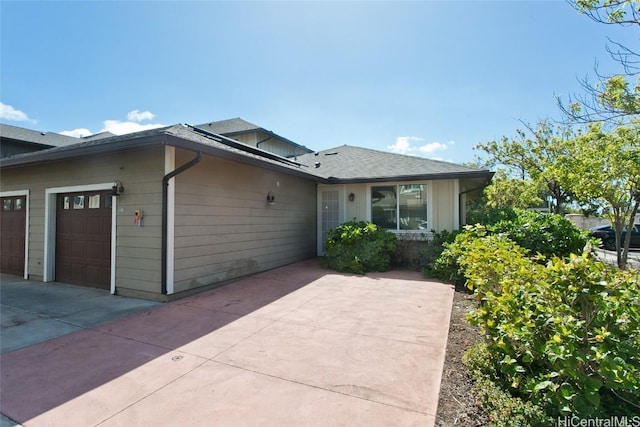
left=0, top=123, right=79, bottom=147
left=1, top=123, right=492, bottom=184
left=195, top=118, right=261, bottom=135
left=0, top=124, right=317, bottom=181
left=195, top=118, right=312, bottom=154
left=296, top=145, right=492, bottom=182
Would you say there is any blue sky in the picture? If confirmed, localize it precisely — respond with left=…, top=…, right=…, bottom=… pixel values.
left=1, top=1, right=636, bottom=164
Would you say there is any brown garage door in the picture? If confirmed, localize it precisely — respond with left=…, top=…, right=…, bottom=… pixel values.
left=0, top=195, right=26, bottom=276
left=56, top=191, right=112, bottom=289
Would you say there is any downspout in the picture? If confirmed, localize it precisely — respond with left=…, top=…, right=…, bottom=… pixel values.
left=162, top=150, right=202, bottom=295
left=256, top=136, right=271, bottom=149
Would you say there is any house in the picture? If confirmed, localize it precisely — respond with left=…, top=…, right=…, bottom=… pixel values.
left=0, top=119, right=492, bottom=301
left=0, top=123, right=114, bottom=158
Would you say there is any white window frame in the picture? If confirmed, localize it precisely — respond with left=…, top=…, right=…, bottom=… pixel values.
left=366, top=181, right=432, bottom=235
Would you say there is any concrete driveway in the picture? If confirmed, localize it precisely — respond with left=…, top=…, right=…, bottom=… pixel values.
left=1, top=259, right=454, bottom=426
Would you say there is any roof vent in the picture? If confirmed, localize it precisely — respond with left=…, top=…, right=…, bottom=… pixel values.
left=315, top=162, right=321, bottom=168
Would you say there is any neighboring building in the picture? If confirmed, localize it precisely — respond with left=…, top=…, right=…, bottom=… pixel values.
left=0, top=123, right=115, bottom=158
left=0, top=120, right=492, bottom=301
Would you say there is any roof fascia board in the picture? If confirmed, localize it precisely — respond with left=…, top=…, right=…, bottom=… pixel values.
left=325, top=171, right=494, bottom=184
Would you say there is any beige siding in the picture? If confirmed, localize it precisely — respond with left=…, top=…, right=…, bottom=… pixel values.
left=319, top=179, right=459, bottom=234
left=173, top=149, right=317, bottom=293
left=344, top=183, right=367, bottom=221
left=431, top=179, right=457, bottom=232
left=230, top=132, right=304, bottom=158
left=0, top=147, right=165, bottom=295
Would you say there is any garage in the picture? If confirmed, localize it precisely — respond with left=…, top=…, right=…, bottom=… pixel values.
left=56, top=191, right=112, bottom=289
left=0, top=195, right=26, bottom=276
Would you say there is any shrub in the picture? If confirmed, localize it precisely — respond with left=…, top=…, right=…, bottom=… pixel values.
left=488, top=209, right=589, bottom=259
left=322, top=221, right=396, bottom=274
left=463, top=344, right=551, bottom=427
left=429, top=226, right=489, bottom=285
left=462, top=236, right=640, bottom=418
left=429, top=210, right=590, bottom=286
left=419, top=229, right=458, bottom=276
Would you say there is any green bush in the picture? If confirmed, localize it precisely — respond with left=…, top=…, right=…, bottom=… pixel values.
left=430, top=210, right=590, bottom=286
left=489, top=209, right=589, bottom=259
left=420, top=229, right=458, bottom=276
left=462, top=236, right=640, bottom=418
left=463, top=344, right=551, bottom=427
left=321, top=221, right=396, bottom=274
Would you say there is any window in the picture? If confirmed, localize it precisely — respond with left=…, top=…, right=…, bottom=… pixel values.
left=88, top=194, right=101, bottom=209
left=3, top=199, right=12, bottom=211
left=73, top=195, right=85, bottom=209
left=14, top=198, right=23, bottom=210
left=371, top=184, right=428, bottom=231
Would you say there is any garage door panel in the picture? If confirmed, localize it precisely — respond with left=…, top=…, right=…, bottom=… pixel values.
left=71, top=217, right=87, bottom=235
left=56, top=191, right=111, bottom=289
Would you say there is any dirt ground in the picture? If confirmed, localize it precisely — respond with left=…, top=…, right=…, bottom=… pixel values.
left=435, top=286, right=489, bottom=426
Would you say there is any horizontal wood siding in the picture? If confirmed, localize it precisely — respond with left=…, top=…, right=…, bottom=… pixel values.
left=173, top=149, right=317, bottom=293
left=0, top=146, right=165, bottom=294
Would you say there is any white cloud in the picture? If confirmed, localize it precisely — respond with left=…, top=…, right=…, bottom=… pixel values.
left=60, top=128, right=92, bottom=138
left=57, top=110, right=165, bottom=137
left=101, top=119, right=165, bottom=135
left=418, top=141, right=450, bottom=154
left=127, top=110, right=156, bottom=122
left=0, top=102, right=34, bottom=122
left=387, top=136, right=424, bottom=155
left=387, top=136, right=455, bottom=158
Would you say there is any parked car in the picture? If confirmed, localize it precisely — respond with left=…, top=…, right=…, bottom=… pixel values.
left=589, top=224, right=640, bottom=251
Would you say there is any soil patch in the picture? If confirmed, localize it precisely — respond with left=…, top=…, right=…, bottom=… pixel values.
left=436, top=286, right=488, bottom=426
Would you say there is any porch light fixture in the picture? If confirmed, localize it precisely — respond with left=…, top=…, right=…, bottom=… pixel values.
left=111, top=181, right=124, bottom=197
left=266, top=191, right=275, bottom=204
left=348, top=193, right=355, bottom=202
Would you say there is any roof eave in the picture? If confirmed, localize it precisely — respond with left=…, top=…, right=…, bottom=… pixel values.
left=325, top=170, right=494, bottom=184
left=163, top=135, right=325, bottom=182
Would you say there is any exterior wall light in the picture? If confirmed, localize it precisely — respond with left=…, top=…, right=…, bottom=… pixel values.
left=266, top=191, right=275, bottom=204
left=348, top=193, right=355, bottom=202
left=111, top=181, right=124, bottom=197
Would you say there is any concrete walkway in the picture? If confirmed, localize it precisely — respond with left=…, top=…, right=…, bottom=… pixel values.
left=1, top=259, right=454, bottom=426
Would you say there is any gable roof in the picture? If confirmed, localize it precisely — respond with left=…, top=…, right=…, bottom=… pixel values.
left=196, top=118, right=313, bottom=154
left=196, top=118, right=261, bottom=135
left=296, top=145, right=492, bottom=183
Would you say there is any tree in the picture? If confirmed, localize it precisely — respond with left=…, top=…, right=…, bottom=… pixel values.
left=482, top=169, right=545, bottom=210
left=559, top=0, right=640, bottom=123
left=475, top=120, right=576, bottom=214
left=557, top=121, right=640, bottom=269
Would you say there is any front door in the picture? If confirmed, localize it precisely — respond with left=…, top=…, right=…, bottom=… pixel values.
left=318, top=189, right=342, bottom=255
